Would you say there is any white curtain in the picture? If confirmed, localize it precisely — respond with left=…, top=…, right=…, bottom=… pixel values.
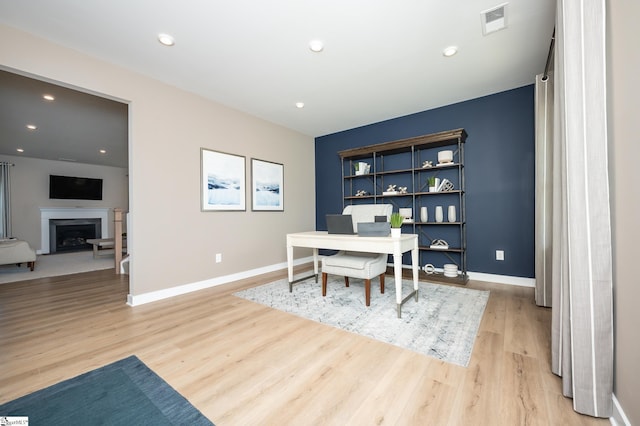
left=536, top=0, right=613, bottom=418
left=0, top=162, right=13, bottom=239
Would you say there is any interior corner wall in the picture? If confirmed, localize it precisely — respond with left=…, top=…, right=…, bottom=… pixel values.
left=607, top=1, right=640, bottom=424
left=0, top=154, right=128, bottom=250
left=0, top=24, right=316, bottom=297
left=315, top=86, right=535, bottom=278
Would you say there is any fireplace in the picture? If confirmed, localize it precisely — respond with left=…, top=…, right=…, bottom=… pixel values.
left=39, top=208, right=110, bottom=254
left=49, top=218, right=102, bottom=253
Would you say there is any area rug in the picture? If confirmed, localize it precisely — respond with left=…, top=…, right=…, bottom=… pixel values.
left=0, top=355, right=214, bottom=425
left=234, top=276, right=489, bottom=367
left=0, top=250, right=113, bottom=284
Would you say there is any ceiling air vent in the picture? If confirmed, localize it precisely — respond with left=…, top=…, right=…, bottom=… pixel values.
left=481, top=3, right=508, bottom=35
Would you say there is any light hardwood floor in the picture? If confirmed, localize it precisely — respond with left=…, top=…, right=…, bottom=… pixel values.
left=0, top=267, right=609, bottom=425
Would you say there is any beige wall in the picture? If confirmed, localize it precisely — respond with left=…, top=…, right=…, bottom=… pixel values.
left=0, top=24, right=316, bottom=297
left=607, top=1, right=640, bottom=424
left=0, top=154, right=128, bottom=250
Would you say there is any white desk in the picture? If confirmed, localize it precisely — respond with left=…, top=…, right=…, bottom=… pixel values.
left=286, top=231, right=419, bottom=318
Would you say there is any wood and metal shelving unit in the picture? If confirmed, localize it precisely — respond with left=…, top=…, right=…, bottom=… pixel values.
left=338, top=128, right=468, bottom=285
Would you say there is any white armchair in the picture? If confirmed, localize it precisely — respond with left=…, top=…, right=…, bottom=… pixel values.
left=342, top=203, right=393, bottom=232
left=321, top=204, right=392, bottom=306
left=0, top=239, right=36, bottom=271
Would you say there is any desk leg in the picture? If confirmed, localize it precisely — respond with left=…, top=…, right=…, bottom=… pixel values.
left=412, top=245, right=419, bottom=301
left=394, top=241, right=420, bottom=318
left=287, top=243, right=319, bottom=291
left=287, top=244, right=294, bottom=292
left=393, top=252, right=403, bottom=318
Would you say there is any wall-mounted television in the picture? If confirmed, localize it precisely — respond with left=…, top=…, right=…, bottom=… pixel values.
left=49, top=175, right=103, bottom=200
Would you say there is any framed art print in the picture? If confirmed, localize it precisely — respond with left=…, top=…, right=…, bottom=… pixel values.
left=201, top=148, right=246, bottom=211
left=251, top=158, right=284, bottom=211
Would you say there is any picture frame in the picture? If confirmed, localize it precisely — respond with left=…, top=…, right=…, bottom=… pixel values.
left=201, top=148, right=246, bottom=211
left=251, top=158, right=284, bottom=211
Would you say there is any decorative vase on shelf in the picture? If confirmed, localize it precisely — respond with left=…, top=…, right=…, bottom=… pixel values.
left=448, top=205, right=456, bottom=222
left=420, top=206, right=428, bottom=223
left=435, top=206, right=443, bottom=223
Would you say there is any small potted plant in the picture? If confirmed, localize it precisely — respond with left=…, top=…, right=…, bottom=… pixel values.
left=427, top=176, right=437, bottom=192
left=390, top=212, right=404, bottom=237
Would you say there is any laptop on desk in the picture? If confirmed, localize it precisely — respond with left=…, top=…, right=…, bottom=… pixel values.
left=326, top=214, right=355, bottom=234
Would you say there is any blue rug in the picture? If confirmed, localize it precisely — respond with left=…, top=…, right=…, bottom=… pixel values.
left=0, top=355, right=213, bottom=425
left=235, top=276, right=489, bottom=367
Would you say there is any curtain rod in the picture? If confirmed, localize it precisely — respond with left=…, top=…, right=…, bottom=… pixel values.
left=0, top=162, right=15, bottom=166
left=542, top=28, right=555, bottom=81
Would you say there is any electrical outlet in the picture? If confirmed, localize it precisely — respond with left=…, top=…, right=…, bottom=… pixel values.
left=215, top=253, right=222, bottom=263
left=496, top=250, right=504, bottom=261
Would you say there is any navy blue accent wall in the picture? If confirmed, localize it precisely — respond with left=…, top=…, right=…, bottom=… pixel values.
left=315, top=85, right=535, bottom=278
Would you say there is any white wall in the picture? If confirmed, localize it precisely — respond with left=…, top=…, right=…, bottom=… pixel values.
left=607, top=1, right=640, bottom=424
left=0, top=24, right=316, bottom=298
left=0, top=154, right=128, bottom=250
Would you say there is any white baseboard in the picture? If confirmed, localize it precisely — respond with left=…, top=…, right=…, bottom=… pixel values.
left=610, top=393, right=631, bottom=426
left=467, top=271, right=535, bottom=287
left=126, top=256, right=313, bottom=306
left=126, top=259, right=535, bottom=306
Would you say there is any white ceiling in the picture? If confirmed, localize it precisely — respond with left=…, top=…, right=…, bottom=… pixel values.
left=0, top=69, right=129, bottom=168
left=0, top=0, right=555, bottom=169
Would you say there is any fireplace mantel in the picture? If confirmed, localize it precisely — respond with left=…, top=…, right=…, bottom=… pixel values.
left=40, top=208, right=110, bottom=254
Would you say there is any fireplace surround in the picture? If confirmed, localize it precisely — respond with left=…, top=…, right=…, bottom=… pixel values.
left=40, top=208, right=110, bottom=254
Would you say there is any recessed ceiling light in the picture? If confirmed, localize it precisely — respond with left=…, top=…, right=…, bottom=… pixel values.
left=26, top=124, right=37, bottom=130
left=309, top=40, right=324, bottom=53
left=443, top=46, right=458, bottom=57
left=99, top=149, right=107, bottom=154
left=158, top=33, right=175, bottom=46
left=295, top=102, right=305, bottom=109
left=16, top=148, right=24, bottom=153
left=43, top=94, right=55, bottom=101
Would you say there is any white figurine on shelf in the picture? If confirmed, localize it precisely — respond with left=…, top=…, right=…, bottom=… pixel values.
left=386, top=184, right=397, bottom=192
left=355, top=189, right=368, bottom=197
left=398, top=186, right=408, bottom=194
left=422, top=160, right=433, bottom=168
